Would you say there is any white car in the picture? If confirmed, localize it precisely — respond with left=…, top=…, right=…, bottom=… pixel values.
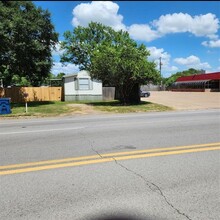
left=140, top=90, right=150, bottom=97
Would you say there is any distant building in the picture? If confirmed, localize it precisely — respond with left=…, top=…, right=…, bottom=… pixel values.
left=173, top=72, right=220, bottom=92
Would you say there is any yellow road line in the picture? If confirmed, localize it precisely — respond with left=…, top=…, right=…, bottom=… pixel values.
left=1, top=142, right=219, bottom=170
left=0, top=146, right=219, bottom=176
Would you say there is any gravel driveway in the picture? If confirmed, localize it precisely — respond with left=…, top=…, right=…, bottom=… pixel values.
left=143, top=91, right=220, bottom=110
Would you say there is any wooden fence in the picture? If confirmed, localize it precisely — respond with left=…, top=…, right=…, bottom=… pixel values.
left=102, top=87, right=115, bottom=100
left=0, top=87, right=63, bottom=103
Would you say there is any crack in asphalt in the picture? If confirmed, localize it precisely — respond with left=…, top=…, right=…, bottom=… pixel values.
left=91, top=148, right=103, bottom=158
left=83, top=134, right=192, bottom=220
left=112, top=157, right=192, bottom=220
left=78, top=129, right=104, bottom=159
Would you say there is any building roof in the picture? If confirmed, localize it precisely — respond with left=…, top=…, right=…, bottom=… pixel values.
left=63, top=73, right=77, bottom=78
left=176, top=72, right=220, bottom=83
left=63, top=70, right=90, bottom=79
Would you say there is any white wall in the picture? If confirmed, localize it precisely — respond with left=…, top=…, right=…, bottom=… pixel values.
left=64, top=77, right=77, bottom=95
left=64, top=71, right=102, bottom=96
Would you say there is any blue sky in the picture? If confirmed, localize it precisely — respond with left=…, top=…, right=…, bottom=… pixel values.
left=34, top=1, right=220, bottom=78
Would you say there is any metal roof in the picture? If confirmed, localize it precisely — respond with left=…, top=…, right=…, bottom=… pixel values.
left=174, top=80, right=209, bottom=84
left=176, top=72, right=220, bottom=82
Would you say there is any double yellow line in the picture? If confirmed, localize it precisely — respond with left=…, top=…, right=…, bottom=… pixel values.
left=1, top=142, right=219, bottom=176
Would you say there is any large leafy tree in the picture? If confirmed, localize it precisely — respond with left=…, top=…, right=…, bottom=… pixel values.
left=0, top=1, right=58, bottom=86
left=90, top=39, right=158, bottom=104
left=61, top=22, right=159, bottom=104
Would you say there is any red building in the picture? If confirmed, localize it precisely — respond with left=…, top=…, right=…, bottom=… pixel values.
left=173, top=72, right=220, bottom=92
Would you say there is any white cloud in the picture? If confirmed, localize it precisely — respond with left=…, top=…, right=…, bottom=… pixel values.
left=128, top=24, right=159, bottom=42
left=174, top=55, right=199, bottom=65
left=202, top=39, right=220, bottom=48
left=72, top=1, right=126, bottom=31
left=71, top=2, right=219, bottom=44
left=153, top=13, right=219, bottom=39
left=51, top=42, right=65, bottom=56
left=174, top=55, right=211, bottom=69
left=148, top=47, right=169, bottom=61
left=148, top=47, right=178, bottom=73
left=189, top=13, right=219, bottom=39
left=153, top=13, right=191, bottom=34
left=168, top=66, right=179, bottom=72
left=51, top=62, right=79, bottom=75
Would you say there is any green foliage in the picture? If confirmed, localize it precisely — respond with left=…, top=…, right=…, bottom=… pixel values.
left=90, top=38, right=159, bottom=103
left=56, top=72, right=65, bottom=79
left=11, top=75, right=31, bottom=86
left=164, top=68, right=202, bottom=87
left=61, top=22, right=159, bottom=104
left=41, top=72, right=65, bottom=86
left=61, top=22, right=117, bottom=70
left=0, top=1, right=58, bottom=86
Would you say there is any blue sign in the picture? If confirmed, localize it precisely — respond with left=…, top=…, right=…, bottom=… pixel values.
left=0, top=98, right=11, bottom=114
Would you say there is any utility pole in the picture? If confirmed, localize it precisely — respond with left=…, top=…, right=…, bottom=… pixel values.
left=159, top=57, right=163, bottom=90
left=159, top=57, right=162, bottom=76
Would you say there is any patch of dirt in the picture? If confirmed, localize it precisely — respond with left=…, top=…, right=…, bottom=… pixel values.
left=143, top=91, right=220, bottom=110
left=66, top=103, right=106, bottom=115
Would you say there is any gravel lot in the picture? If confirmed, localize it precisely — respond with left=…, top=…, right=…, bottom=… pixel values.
left=143, top=91, right=220, bottom=110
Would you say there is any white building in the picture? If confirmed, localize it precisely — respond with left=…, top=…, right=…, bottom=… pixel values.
left=63, top=70, right=103, bottom=101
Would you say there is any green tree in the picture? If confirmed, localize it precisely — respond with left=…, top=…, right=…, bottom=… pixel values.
left=0, top=1, right=58, bottom=86
left=61, top=22, right=159, bottom=104
left=56, top=72, right=65, bottom=79
left=164, top=68, right=202, bottom=87
left=90, top=40, right=159, bottom=104
left=11, top=75, right=31, bottom=86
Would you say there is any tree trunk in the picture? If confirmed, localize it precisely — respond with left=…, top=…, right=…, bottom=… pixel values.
left=115, top=83, right=140, bottom=105
left=128, top=83, right=140, bottom=104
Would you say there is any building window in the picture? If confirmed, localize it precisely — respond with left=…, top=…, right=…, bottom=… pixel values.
left=79, top=78, right=89, bottom=90
left=76, top=78, right=93, bottom=90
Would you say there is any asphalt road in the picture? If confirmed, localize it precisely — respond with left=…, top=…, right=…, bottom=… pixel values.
left=0, top=110, right=220, bottom=220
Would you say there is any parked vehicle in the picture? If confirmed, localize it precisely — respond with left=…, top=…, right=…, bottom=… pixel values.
left=140, top=90, right=150, bottom=97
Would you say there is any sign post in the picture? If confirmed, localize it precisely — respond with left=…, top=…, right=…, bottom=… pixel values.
left=23, top=92, right=29, bottom=113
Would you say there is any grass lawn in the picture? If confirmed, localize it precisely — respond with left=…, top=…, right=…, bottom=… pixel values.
left=1, top=101, right=78, bottom=118
left=90, top=100, right=172, bottom=113
left=0, top=100, right=173, bottom=118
